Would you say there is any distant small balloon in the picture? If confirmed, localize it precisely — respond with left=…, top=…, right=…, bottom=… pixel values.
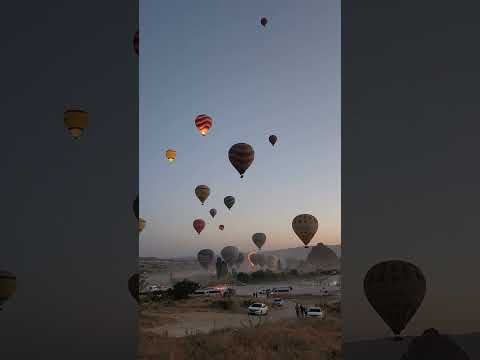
left=64, top=108, right=88, bottom=139
left=195, top=185, right=210, bottom=205
left=268, top=135, right=277, bottom=146
left=209, top=208, right=217, bottom=218
left=194, top=114, right=213, bottom=136
left=224, top=196, right=235, bottom=210
left=193, top=219, right=206, bottom=234
left=219, top=224, right=224, bottom=231
left=165, top=149, right=176, bottom=162
left=252, top=233, right=267, bottom=250
left=260, top=17, right=268, bottom=27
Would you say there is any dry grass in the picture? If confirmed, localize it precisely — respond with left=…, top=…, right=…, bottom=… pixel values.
left=138, top=318, right=342, bottom=360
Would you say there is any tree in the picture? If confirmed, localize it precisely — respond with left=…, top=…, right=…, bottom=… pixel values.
left=171, top=279, right=200, bottom=300
left=236, top=272, right=250, bottom=283
left=216, top=257, right=223, bottom=279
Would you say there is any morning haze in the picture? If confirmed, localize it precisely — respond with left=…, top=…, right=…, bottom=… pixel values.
left=140, top=0, right=340, bottom=258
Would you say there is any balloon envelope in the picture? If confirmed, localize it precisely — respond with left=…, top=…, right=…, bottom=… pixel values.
left=252, top=233, right=267, bottom=250
left=364, top=260, right=426, bottom=337
left=0, top=270, right=16, bottom=309
left=268, top=135, right=277, bottom=146
left=209, top=208, right=217, bottom=218
left=221, top=246, right=239, bottom=267
left=224, top=196, right=235, bottom=210
left=138, top=218, right=146, bottom=233
left=166, top=149, right=176, bottom=162
left=133, top=195, right=139, bottom=219
left=133, top=30, right=139, bottom=55
left=195, top=185, right=210, bottom=205
left=292, top=214, right=318, bottom=247
left=128, top=273, right=139, bottom=303
left=197, top=249, right=216, bottom=270
left=194, top=114, right=213, bottom=136
left=64, top=109, right=88, bottom=139
left=193, top=219, right=206, bottom=234
left=228, top=143, right=254, bottom=178
left=261, top=17, right=268, bottom=27
left=219, top=224, right=224, bottom=231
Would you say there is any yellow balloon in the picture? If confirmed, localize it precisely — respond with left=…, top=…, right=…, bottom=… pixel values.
left=166, top=149, right=176, bottom=162
left=138, top=218, right=146, bottom=233
left=64, top=108, right=89, bottom=139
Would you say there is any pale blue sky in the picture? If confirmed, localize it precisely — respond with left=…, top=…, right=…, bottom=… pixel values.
left=140, top=0, right=340, bottom=258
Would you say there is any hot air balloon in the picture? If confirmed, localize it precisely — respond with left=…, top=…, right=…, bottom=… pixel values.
left=133, top=30, right=139, bottom=55
left=219, top=224, right=224, bottom=231
left=401, top=328, right=470, bottom=360
left=221, top=246, right=240, bottom=268
left=266, top=255, right=279, bottom=270
left=268, top=135, right=277, bottom=146
left=224, top=196, right=235, bottom=210
left=292, top=214, right=318, bottom=248
left=247, top=252, right=256, bottom=267
left=195, top=185, right=210, bottom=205
left=260, top=17, right=268, bottom=27
left=0, top=270, right=16, bottom=310
left=364, top=260, right=426, bottom=341
left=193, top=219, right=206, bottom=234
left=166, top=149, right=176, bottom=162
left=138, top=218, right=146, bottom=233
left=209, top=208, right=217, bottom=218
left=235, top=252, right=245, bottom=268
left=256, top=253, right=266, bottom=268
left=133, top=195, right=139, bottom=220
left=64, top=108, right=88, bottom=139
left=197, top=249, right=216, bottom=271
left=194, top=114, right=213, bottom=136
left=228, top=143, right=254, bottom=178
left=252, top=233, right=266, bottom=250
left=128, top=273, right=139, bottom=303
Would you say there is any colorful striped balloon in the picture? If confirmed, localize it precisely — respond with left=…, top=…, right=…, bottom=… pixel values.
left=228, top=143, right=254, bottom=178
left=224, top=196, right=235, bottom=210
left=194, top=114, right=213, bottom=136
left=165, top=149, right=176, bottom=162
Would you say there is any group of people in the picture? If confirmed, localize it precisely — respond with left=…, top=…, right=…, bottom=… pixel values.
left=295, top=303, right=308, bottom=318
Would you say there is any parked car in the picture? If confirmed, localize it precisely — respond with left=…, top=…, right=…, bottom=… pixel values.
left=248, top=303, right=269, bottom=315
left=306, top=307, right=325, bottom=319
left=272, top=298, right=285, bottom=307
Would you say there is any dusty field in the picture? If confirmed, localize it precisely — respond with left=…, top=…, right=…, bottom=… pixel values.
left=138, top=295, right=341, bottom=359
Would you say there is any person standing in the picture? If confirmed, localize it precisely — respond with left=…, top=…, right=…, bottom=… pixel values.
left=299, top=304, right=304, bottom=318
left=295, top=303, right=300, bottom=319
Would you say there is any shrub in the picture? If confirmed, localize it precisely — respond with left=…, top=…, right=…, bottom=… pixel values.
left=236, top=272, right=250, bottom=283
left=171, top=279, right=200, bottom=300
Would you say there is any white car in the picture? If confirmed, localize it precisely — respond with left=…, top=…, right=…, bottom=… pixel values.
left=272, top=298, right=285, bottom=307
left=248, top=303, right=269, bottom=315
left=306, top=307, right=326, bottom=319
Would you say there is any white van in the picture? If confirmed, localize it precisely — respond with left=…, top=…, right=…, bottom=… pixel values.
left=271, top=286, right=293, bottom=295
left=205, top=288, right=224, bottom=296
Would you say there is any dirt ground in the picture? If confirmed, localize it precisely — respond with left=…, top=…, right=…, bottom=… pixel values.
left=139, top=294, right=340, bottom=338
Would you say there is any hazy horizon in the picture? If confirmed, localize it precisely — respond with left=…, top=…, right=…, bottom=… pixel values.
left=140, top=0, right=340, bottom=258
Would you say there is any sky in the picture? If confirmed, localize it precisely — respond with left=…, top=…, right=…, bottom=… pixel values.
left=140, top=0, right=340, bottom=258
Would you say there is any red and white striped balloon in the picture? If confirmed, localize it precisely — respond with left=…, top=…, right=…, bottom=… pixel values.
left=194, top=114, right=213, bottom=136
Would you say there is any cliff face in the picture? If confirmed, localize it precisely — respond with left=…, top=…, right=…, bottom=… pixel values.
left=305, top=243, right=340, bottom=271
